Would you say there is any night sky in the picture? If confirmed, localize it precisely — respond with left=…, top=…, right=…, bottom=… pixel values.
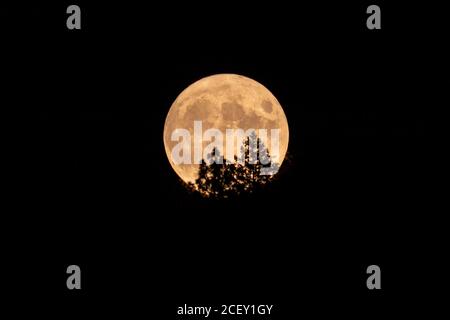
left=3, top=1, right=442, bottom=319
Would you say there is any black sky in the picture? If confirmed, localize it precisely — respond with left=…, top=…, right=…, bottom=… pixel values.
left=3, top=1, right=443, bottom=318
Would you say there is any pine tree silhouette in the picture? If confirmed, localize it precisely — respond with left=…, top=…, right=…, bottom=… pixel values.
left=192, top=147, right=225, bottom=198
left=189, top=132, right=280, bottom=198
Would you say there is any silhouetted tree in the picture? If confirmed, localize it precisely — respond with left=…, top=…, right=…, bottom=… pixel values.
left=193, top=147, right=225, bottom=198
left=189, top=133, right=280, bottom=198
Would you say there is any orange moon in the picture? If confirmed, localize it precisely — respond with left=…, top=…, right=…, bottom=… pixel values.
left=163, top=74, right=289, bottom=183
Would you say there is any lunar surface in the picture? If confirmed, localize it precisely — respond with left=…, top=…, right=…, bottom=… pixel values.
left=163, top=74, right=289, bottom=183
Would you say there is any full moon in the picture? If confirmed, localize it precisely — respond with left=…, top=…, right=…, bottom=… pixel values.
left=163, top=74, right=289, bottom=183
